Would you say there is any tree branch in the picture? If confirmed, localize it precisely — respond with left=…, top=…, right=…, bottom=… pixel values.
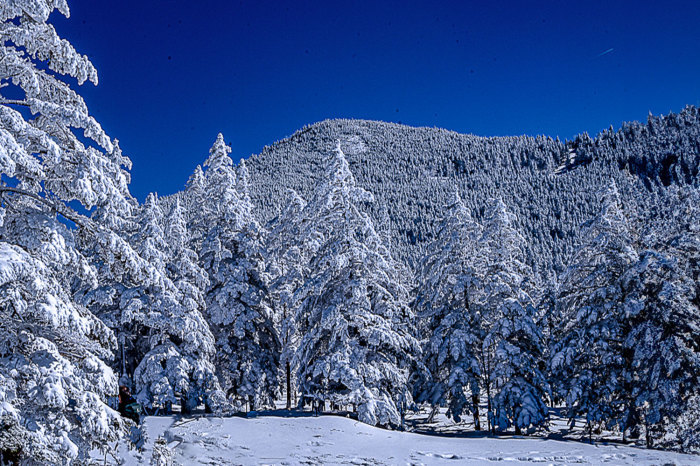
left=0, top=98, right=30, bottom=107
left=0, top=186, right=95, bottom=232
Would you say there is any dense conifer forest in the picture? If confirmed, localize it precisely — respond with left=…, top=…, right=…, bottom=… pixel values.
left=1, top=1, right=699, bottom=463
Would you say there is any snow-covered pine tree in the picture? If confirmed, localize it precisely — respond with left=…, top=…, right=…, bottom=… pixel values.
left=92, top=193, right=164, bottom=393
left=0, top=241, right=123, bottom=464
left=199, top=134, right=280, bottom=410
left=130, top=194, right=222, bottom=413
left=133, top=194, right=168, bottom=277
left=412, top=191, right=483, bottom=426
left=619, top=190, right=700, bottom=451
left=478, top=198, right=548, bottom=434
left=551, top=182, right=639, bottom=435
left=293, top=143, right=420, bottom=427
left=266, top=188, right=308, bottom=409
left=76, top=202, right=158, bottom=397
left=621, top=249, right=700, bottom=449
left=0, top=1, right=132, bottom=462
left=0, top=2, right=131, bottom=210
left=163, top=198, right=223, bottom=413
left=118, top=193, right=175, bottom=407
left=656, top=393, right=700, bottom=454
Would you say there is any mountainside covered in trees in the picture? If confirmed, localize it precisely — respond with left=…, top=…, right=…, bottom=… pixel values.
left=245, top=110, right=700, bottom=278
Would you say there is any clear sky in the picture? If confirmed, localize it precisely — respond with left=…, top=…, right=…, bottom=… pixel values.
left=55, top=0, right=700, bottom=201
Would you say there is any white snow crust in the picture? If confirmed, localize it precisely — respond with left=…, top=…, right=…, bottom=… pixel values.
left=113, top=415, right=699, bottom=465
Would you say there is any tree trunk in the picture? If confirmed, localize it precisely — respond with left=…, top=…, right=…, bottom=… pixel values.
left=121, top=339, right=126, bottom=381
left=480, top=347, right=495, bottom=434
left=627, top=405, right=641, bottom=440
left=426, top=405, right=439, bottom=423
left=485, top=371, right=494, bottom=433
left=181, top=392, right=190, bottom=415
left=286, top=361, right=292, bottom=410
left=472, top=393, right=481, bottom=431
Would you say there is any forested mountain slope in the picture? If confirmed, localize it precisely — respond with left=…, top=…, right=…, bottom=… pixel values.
left=245, top=106, right=700, bottom=279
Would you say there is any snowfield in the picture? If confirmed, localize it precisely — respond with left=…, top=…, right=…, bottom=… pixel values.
left=115, top=415, right=699, bottom=465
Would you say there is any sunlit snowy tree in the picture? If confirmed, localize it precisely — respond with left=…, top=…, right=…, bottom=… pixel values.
left=267, top=188, right=308, bottom=409
left=620, top=191, right=700, bottom=450
left=478, top=198, right=548, bottom=433
left=183, top=164, right=209, bottom=248
left=128, top=194, right=222, bottom=413
left=412, top=192, right=483, bottom=426
left=0, top=0, right=132, bottom=462
left=293, top=144, right=420, bottom=427
left=162, top=198, right=224, bottom=412
left=551, top=183, right=639, bottom=434
left=199, top=135, right=280, bottom=410
left=620, top=249, right=699, bottom=448
left=552, top=182, right=700, bottom=451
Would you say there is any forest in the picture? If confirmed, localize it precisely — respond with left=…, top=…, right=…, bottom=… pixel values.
left=1, top=1, right=699, bottom=464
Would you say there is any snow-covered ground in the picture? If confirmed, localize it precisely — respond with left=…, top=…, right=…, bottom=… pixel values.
left=112, top=414, right=699, bottom=465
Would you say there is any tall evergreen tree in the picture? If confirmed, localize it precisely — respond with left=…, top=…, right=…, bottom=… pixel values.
left=412, top=192, right=483, bottom=426
left=0, top=1, right=133, bottom=461
left=0, top=188, right=133, bottom=463
left=293, top=144, right=420, bottom=427
left=621, top=249, right=700, bottom=448
left=551, top=183, right=639, bottom=434
left=120, top=193, right=170, bottom=392
left=183, top=164, right=209, bottom=249
left=130, top=194, right=222, bottom=413
left=267, top=189, right=308, bottom=409
left=619, top=190, right=700, bottom=450
left=163, top=198, right=224, bottom=412
left=478, top=198, right=548, bottom=433
left=200, top=134, right=280, bottom=410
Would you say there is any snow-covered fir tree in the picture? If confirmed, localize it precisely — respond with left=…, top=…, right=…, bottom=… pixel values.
left=266, top=188, right=308, bottom=409
left=477, top=198, right=548, bottom=434
left=551, top=183, right=640, bottom=435
left=658, top=395, right=700, bottom=454
left=104, top=193, right=173, bottom=403
left=619, top=189, right=700, bottom=451
left=199, top=134, right=280, bottom=410
left=412, top=191, right=483, bottom=426
left=621, top=249, right=700, bottom=449
left=76, top=206, right=156, bottom=395
left=0, top=1, right=132, bottom=462
left=130, top=194, right=222, bottom=413
left=292, top=143, right=420, bottom=427
left=552, top=182, right=700, bottom=451
left=0, top=176, right=129, bottom=463
left=162, top=198, right=224, bottom=412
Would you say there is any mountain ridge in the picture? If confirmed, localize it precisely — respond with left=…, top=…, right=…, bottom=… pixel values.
left=239, top=106, right=699, bottom=279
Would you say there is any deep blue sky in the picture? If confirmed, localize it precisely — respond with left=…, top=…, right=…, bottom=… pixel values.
left=55, top=1, right=700, bottom=201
